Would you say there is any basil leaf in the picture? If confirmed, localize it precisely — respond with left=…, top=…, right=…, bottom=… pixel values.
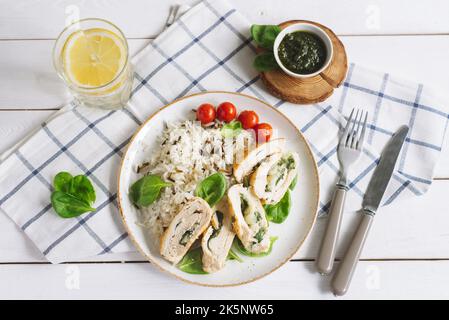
left=253, top=52, right=278, bottom=72
left=51, top=191, right=95, bottom=218
left=264, top=190, right=291, bottom=224
left=195, top=172, right=227, bottom=207
left=221, top=120, right=242, bottom=138
left=69, top=175, right=96, bottom=204
left=53, top=172, right=73, bottom=193
left=177, top=247, right=208, bottom=274
left=251, top=24, right=281, bottom=49
left=227, top=248, right=243, bottom=262
left=289, top=175, right=298, bottom=190
left=129, top=175, right=171, bottom=207
left=233, top=237, right=278, bottom=257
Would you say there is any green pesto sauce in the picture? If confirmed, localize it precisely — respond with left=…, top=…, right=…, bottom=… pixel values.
left=278, top=31, right=327, bottom=74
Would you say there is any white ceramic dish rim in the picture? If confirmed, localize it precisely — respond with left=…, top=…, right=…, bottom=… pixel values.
left=273, top=22, right=334, bottom=78
left=117, top=91, right=320, bottom=287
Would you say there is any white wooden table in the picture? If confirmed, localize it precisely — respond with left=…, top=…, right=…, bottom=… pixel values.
left=1, top=0, right=449, bottom=299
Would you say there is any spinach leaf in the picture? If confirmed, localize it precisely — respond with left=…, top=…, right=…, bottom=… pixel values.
left=251, top=25, right=281, bottom=49
left=254, top=228, right=266, bottom=243
left=289, top=174, right=298, bottom=190
left=195, top=172, right=227, bottom=207
left=69, top=175, right=96, bottom=204
left=179, top=222, right=199, bottom=246
left=253, top=52, right=278, bottom=72
left=177, top=247, right=208, bottom=275
left=129, top=174, right=171, bottom=207
left=240, top=195, right=249, bottom=214
left=51, top=191, right=95, bottom=218
left=233, top=237, right=278, bottom=257
left=221, top=120, right=242, bottom=138
left=264, top=190, right=291, bottom=224
left=227, top=248, right=243, bottom=262
left=51, top=171, right=97, bottom=218
left=53, top=172, right=73, bottom=193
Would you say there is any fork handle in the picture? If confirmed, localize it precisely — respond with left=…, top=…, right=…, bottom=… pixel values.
left=316, top=185, right=347, bottom=275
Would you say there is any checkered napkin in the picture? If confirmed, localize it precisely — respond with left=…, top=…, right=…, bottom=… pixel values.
left=0, top=0, right=447, bottom=263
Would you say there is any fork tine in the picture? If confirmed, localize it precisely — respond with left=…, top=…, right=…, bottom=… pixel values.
left=350, top=110, right=363, bottom=149
left=346, top=109, right=360, bottom=147
left=340, top=108, right=355, bottom=144
left=356, top=112, right=368, bottom=150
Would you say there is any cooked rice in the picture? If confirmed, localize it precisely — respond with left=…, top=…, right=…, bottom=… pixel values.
left=138, top=120, right=254, bottom=238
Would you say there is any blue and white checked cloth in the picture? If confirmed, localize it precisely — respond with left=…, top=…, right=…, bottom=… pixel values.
left=0, top=0, right=447, bottom=263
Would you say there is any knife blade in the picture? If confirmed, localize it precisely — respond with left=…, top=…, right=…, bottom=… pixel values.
left=362, top=125, right=409, bottom=215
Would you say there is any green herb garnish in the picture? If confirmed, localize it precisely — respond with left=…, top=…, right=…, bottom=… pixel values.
left=251, top=25, right=282, bottom=49
left=254, top=228, right=266, bottom=243
left=51, top=171, right=96, bottom=218
left=240, top=194, right=249, bottom=214
left=289, top=175, right=298, bottom=190
left=195, top=172, right=227, bottom=207
left=221, top=120, right=243, bottom=138
left=251, top=24, right=281, bottom=72
left=177, top=246, right=242, bottom=275
left=286, top=156, right=295, bottom=170
left=233, top=237, right=278, bottom=257
left=179, top=223, right=199, bottom=246
left=253, top=52, right=278, bottom=72
left=53, top=171, right=73, bottom=193
left=129, top=174, right=171, bottom=207
left=177, top=247, right=208, bottom=275
left=264, top=190, right=291, bottom=224
left=227, top=248, right=243, bottom=262
left=68, top=175, right=96, bottom=204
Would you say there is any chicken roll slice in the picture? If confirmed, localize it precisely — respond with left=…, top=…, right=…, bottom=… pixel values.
left=228, top=185, right=270, bottom=254
left=233, top=138, right=285, bottom=183
left=251, top=151, right=299, bottom=204
left=201, top=201, right=236, bottom=273
left=160, top=197, right=212, bottom=264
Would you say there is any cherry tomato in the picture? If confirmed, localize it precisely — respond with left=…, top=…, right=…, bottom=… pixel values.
left=217, top=102, right=237, bottom=123
left=196, top=103, right=216, bottom=124
left=238, top=110, right=259, bottom=129
left=255, top=123, right=273, bottom=144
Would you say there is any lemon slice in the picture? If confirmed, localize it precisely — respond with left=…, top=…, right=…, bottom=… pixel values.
left=62, top=28, right=127, bottom=87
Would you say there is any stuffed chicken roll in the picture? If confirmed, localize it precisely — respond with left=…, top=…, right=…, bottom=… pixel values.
left=227, top=185, right=270, bottom=254
left=233, top=138, right=285, bottom=183
left=251, top=152, right=299, bottom=204
left=201, top=202, right=236, bottom=273
left=160, top=197, right=212, bottom=264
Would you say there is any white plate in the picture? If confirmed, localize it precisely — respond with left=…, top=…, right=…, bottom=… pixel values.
left=118, top=91, right=319, bottom=287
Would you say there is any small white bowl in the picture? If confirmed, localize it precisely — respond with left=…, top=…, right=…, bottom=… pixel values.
left=273, top=22, right=334, bottom=78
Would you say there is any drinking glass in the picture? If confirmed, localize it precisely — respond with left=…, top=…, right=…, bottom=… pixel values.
left=53, top=18, right=133, bottom=109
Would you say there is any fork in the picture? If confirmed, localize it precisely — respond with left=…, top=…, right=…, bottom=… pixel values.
left=316, top=108, right=368, bottom=275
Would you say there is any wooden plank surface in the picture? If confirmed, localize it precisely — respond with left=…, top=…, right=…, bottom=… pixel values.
left=1, top=260, right=448, bottom=299
left=1, top=0, right=449, bottom=39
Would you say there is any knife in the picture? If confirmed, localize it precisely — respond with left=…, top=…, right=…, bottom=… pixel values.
left=331, top=125, right=409, bottom=296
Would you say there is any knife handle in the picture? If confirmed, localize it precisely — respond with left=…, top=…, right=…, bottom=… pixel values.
left=316, top=186, right=347, bottom=275
left=331, top=212, right=374, bottom=296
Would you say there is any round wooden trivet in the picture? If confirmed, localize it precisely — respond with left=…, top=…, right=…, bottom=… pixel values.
left=259, top=20, right=348, bottom=104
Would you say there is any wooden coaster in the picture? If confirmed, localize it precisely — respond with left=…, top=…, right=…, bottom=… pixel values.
left=259, top=20, right=348, bottom=104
